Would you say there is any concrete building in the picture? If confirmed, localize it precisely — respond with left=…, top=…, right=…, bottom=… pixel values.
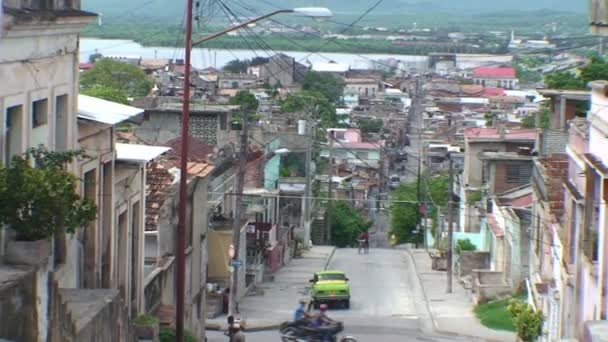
left=459, top=127, right=536, bottom=233
left=218, top=73, right=260, bottom=89
left=472, top=67, right=519, bottom=90
left=344, top=77, right=380, bottom=99
left=258, top=53, right=308, bottom=88
left=133, top=97, right=239, bottom=147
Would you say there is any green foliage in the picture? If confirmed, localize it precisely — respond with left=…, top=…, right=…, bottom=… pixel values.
left=580, top=56, right=608, bottom=84
left=222, top=57, right=269, bottom=74
left=544, top=71, right=585, bottom=89
left=390, top=182, right=421, bottom=244
left=302, top=71, right=346, bottom=103
left=331, top=201, right=372, bottom=247
left=159, top=327, right=197, bottom=342
left=281, top=153, right=305, bottom=177
left=357, top=118, right=384, bottom=135
left=80, top=58, right=154, bottom=97
left=467, top=190, right=482, bottom=205
left=521, top=107, right=550, bottom=129
left=507, top=300, right=543, bottom=341
left=88, top=52, right=103, bottom=63
left=515, top=63, right=542, bottom=84
left=281, top=91, right=339, bottom=127
left=223, top=59, right=249, bottom=73
left=455, top=238, right=477, bottom=254
left=474, top=298, right=517, bottom=332
left=81, top=84, right=129, bottom=104
left=0, top=146, right=97, bottom=241
left=132, top=314, right=158, bottom=326
left=229, top=90, right=260, bottom=113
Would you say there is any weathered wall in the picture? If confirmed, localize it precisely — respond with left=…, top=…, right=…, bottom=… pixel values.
left=0, top=266, right=37, bottom=341
left=458, top=251, right=490, bottom=277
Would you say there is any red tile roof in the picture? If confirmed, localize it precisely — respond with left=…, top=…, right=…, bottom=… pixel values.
left=473, top=67, right=516, bottom=79
left=165, top=136, right=215, bottom=162
left=145, top=161, right=175, bottom=231
left=464, top=127, right=536, bottom=140
left=482, top=87, right=506, bottom=97
left=486, top=214, right=504, bottom=238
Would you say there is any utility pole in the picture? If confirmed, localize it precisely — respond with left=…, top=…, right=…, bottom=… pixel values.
left=302, top=121, right=313, bottom=248
left=229, top=109, right=249, bottom=317
left=325, top=131, right=334, bottom=245
left=447, top=156, right=454, bottom=294
left=176, top=0, right=193, bottom=340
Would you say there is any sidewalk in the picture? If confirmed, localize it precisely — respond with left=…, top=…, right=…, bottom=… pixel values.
left=408, top=249, right=516, bottom=342
left=206, top=245, right=336, bottom=332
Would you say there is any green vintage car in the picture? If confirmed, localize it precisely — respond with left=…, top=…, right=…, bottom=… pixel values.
left=309, top=270, right=351, bottom=309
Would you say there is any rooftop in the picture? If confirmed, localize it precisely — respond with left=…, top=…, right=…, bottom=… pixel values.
left=78, top=94, right=143, bottom=125
left=116, top=143, right=170, bottom=163
left=311, top=62, right=349, bottom=73
left=158, top=102, right=238, bottom=113
left=464, top=127, right=537, bottom=141
left=472, top=67, right=516, bottom=79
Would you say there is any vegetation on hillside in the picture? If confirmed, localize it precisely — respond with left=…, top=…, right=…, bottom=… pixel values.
left=80, top=58, right=154, bottom=97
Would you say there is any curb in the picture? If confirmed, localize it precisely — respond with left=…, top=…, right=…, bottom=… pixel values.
left=205, top=247, right=337, bottom=334
left=205, top=322, right=281, bottom=332
left=323, top=246, right=337, bottom=270
left=406, top=249, right=508, bottom=342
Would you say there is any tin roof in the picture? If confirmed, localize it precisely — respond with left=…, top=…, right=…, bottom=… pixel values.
left=116, top=143, right=170, bottom=163
left=78, top=94, right=143, bottom=125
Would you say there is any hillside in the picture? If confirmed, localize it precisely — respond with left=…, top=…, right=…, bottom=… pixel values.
left=83, top=0, right=586, bottom=23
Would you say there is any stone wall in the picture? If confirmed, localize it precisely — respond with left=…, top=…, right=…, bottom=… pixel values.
left=458, top=251, right=490, bottom=277
left=0, top=266, right=36, bottom=341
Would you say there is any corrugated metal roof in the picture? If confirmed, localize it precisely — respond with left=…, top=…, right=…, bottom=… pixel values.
left=78, top=94, right=143, bottom=125
left=116, top=143, right=170, bottom=163
left=311, top=62, right=349, bottom=73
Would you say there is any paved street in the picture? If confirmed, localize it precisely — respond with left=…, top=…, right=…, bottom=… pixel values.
left=208, top=248, right=472, bottom=342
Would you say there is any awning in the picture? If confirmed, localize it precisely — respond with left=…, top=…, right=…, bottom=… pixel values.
left=115, top=143, right=170, bottom=163
left=78, top=94, right=143, bottom=125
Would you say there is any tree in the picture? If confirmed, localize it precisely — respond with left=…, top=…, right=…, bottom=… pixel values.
left=390, top=173, right=448, bottom=245
left=302, top=71, right=346, bottom=103
left=229, top=90, right=260, bottom=124
left=390, top=181, right=420, bottom=244
left=250, top=56, right=269, bottom=66
left=544, top=71, right=585, bottom=89
left=579, top=56, right=608, bottom=84
left=357, top=118, right=384, bottom=135
left=521, top=107, right=550, bottom=129
left=223, top=59, right=249, bottom=73
left=281, top=90, right=339, bottom=127
left=331, top=201, right=372, bottom=247
left=81, top=84, right=129, bottom=104
left=80, top=58, right=154, bottom=97
left=88, top=52, right=103, bottom=63
left=0, top=146, right=97, bottom=241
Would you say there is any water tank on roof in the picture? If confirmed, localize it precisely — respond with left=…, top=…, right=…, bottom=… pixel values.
left=298, top=120, right=307, bottom=136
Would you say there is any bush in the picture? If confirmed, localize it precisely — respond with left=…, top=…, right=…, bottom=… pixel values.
left=132, top=314, right=158, bottom=326
left=159, top=327, right=197, bottom=342
left=507, top=299, right=543, bottom=341
left=455, top=238, right=477, bottom=254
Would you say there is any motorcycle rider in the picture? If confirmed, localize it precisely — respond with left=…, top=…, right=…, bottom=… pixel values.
left=313, top=304, right=337, bottom=342
left=358, top=230, right=370, bottom=252
left=294, top=299, right=312, bottom=322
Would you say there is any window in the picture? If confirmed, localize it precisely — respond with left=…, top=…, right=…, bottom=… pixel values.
left=231, top=81, right=239, bottom=89
left=333, top=131, right=345, bottom=140
left=5, top=105, right=23, bottom=165
left=32, top=99, right=48, bottom=128
left=55, top=95, right=68, bottom=150
left=506, top=163, right=531, bottom=183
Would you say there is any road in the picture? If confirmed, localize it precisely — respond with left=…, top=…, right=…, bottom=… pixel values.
left=208, top=248, right=467, bottom=342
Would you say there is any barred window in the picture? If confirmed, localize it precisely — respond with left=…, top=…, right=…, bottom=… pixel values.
left=506, top=163, right=531, bottom=183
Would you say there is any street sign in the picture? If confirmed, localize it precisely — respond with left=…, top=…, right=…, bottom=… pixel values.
left=230, top=260, right=243, bottom=268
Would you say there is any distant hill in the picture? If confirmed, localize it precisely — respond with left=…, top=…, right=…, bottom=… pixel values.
left=84, top=0, right=587, bottom=22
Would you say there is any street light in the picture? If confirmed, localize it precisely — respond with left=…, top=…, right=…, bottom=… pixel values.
left=191, top=7, right=333, bottom=47
left=176, top=4, right=333, bottom=341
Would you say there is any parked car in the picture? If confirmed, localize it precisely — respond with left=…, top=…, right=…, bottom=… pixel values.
left=310, top=270, right=351, bottom=309
left=389, top=175, right=401, bottom=189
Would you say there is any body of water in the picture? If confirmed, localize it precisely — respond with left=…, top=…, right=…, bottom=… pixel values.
left=80, top=38, right=429, bottom=70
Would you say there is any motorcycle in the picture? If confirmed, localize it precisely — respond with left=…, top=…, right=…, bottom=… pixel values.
left=279, top=321, right=356, bottom=342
